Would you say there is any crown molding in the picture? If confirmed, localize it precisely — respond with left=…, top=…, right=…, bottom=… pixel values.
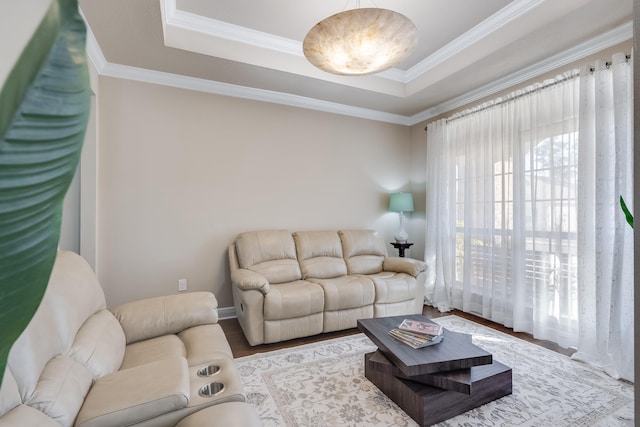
left=412, top=20, right=633, bottom=125
left=84, top=19, right=631, bottom=127
left=161, top=0, right=547, bottom=86
left=81, top=10, right=106, bottom=72
left=404, top=0, right=545, bottom=82
left=160, top=0, right=606, bottom=106
left=163, top=0, right=301, bottom=56
left=96, top=61, right=411, bottom=125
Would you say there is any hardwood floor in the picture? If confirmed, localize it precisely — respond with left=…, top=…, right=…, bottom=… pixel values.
left=219, top=306, right=576, bottom=358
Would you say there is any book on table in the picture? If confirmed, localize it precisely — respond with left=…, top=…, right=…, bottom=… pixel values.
left=388, top=319, right=444, bottom=349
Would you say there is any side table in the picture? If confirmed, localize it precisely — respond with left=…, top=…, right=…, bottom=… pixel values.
left=390, top=242, right=413, bottom=257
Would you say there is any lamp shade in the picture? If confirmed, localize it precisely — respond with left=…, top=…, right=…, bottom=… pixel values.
left=389, top=192, right=414, bottom=212
left=303, top=8, right=418, bottom=76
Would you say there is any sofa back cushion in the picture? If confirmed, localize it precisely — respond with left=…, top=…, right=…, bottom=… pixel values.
left=235, top=230, right=302, bottom=284
left=69, top=310, right=126, bottom=379
left=6, top=308, right=94, bottom=427
left=44, top=251, right=109, bottom=352
left=27, top=354, right=93, bottom=427
left=293, top=231, right=347, bottom=279
left=5, top=251, right=124, bottom=425
left=8, top=302, right=63, bottom=402
left=339, top=230, right=387, bottom=274
left=0, top=369, right=21, bottom=418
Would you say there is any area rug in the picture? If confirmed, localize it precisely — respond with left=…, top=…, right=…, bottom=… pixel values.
left=234, top=315, right=634, bottom=426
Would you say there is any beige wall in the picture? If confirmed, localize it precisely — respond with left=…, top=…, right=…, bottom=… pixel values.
left=96, top=77, right=416, bottom=308
left=0, top=0, right=51, bottom=86
left=81, top=38, right=635, bottom=311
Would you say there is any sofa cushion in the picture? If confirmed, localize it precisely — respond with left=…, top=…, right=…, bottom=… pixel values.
left=0, top=404, right=62, bottom=427
left=27, top=354, right=93, bottom=427
left=69, top=310, right=126, bottom=379
left=367, top=271, right=420, bottom=304
left=323, top=306, right=374, bottom=333
left=120, top=335, right=186, bottom=370
left=264, top=313, right=324, bottom=344
left=75, top=356, right=189, bottom=427
left=293, top=231, right=347, bottom=279
left=44, top=251, right=108, bottom=352
left=339, top=230, right=387, bottom=274
left=235, top=230, right=302, bottom=284
left=0, top=370, right=20, bottom=418
left=264, top=281, right=324, bottom=321
left=310, top=276, right=375, bottom=311
left=8, top=302, right=63, bottom=402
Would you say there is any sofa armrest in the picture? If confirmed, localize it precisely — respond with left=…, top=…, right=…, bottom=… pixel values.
left=76, top=356, right=189, bottom=427
left=231, top=268, right=270, bottom=294
left=383, top=257, right=427, bottom=277
left=111, top=292, right=219, bottom=344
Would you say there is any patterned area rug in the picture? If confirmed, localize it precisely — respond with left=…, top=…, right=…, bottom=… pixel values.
left=234, top=315, right=634, bottom=426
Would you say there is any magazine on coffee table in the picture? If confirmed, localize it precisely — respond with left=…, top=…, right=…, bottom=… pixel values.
left=398, top=319, right=443, bottom=337
left=388, top=319, right=445, bottom=349
left=388, top=328, right=444, bottom=349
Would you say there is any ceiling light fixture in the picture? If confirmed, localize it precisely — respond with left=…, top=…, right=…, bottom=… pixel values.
left=303, top=7, right=418, bottom=76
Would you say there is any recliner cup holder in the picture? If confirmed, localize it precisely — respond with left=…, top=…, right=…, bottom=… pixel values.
left=199, top=382, right=225, bottom=397
left=197, top=365, right=221, bottom=377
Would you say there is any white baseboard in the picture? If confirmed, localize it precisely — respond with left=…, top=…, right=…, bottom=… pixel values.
left=218, top=306, right=237, bottom=320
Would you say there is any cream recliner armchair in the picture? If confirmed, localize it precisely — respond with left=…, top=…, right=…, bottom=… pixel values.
left=0, top=251, right=261, bottom=427
left=229, top=229, right=426, bottom=346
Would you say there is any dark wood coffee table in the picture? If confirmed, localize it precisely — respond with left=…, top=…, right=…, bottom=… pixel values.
left=358, top=314, right=512, bottom=426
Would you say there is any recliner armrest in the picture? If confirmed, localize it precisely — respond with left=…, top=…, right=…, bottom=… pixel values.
left=231, top=269, right=270, bottom=294
left=76, top=356, right=190, bottom=427
left=111, top=292, right=219, bottom=344
left=383, top=257, right=427, bottom=277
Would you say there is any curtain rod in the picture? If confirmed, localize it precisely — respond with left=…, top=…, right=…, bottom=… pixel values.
left=423, top=72, right=578, bottom=130
left=424, top=53, right=631, bottom=131
left=590, top=54, right=631, bottom=73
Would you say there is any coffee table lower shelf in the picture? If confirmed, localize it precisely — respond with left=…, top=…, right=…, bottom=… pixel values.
left=364, top=350, right=512, bottom=426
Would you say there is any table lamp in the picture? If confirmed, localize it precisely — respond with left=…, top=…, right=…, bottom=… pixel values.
left=389, top=192, right=414, bottom=243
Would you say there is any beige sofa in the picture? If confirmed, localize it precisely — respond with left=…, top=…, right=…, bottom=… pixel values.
left=0, top=251, right=261, bottom=427
left=229, top=229, right=427, bottom=346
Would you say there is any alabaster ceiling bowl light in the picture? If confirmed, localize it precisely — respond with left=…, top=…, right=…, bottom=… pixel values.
left=303, top=8, right=418, bottom=76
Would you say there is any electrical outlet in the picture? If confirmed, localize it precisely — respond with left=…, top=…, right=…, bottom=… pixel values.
left=178, top=278, right=187, bottom=292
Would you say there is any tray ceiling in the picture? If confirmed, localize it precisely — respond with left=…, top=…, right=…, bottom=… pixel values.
left=79, top=0, right=633, bottom=125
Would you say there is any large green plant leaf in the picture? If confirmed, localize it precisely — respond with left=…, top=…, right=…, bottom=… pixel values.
left=0, top=0, right=89, bottom=387
left=620, top=196, right=634, bottom=229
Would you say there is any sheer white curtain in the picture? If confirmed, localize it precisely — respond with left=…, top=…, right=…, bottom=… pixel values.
left=426, top=73, right=581, bottom=344
left=425, top=119, right=455, bottom=311
left=425, top=55, right=634, bottom=381
left=572, top=53, right=634, bottom=381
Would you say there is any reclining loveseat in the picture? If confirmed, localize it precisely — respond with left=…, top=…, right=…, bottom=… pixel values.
left=229, top=229, right=427, bottom=346
left=0, top=251, right=261, bottom=427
